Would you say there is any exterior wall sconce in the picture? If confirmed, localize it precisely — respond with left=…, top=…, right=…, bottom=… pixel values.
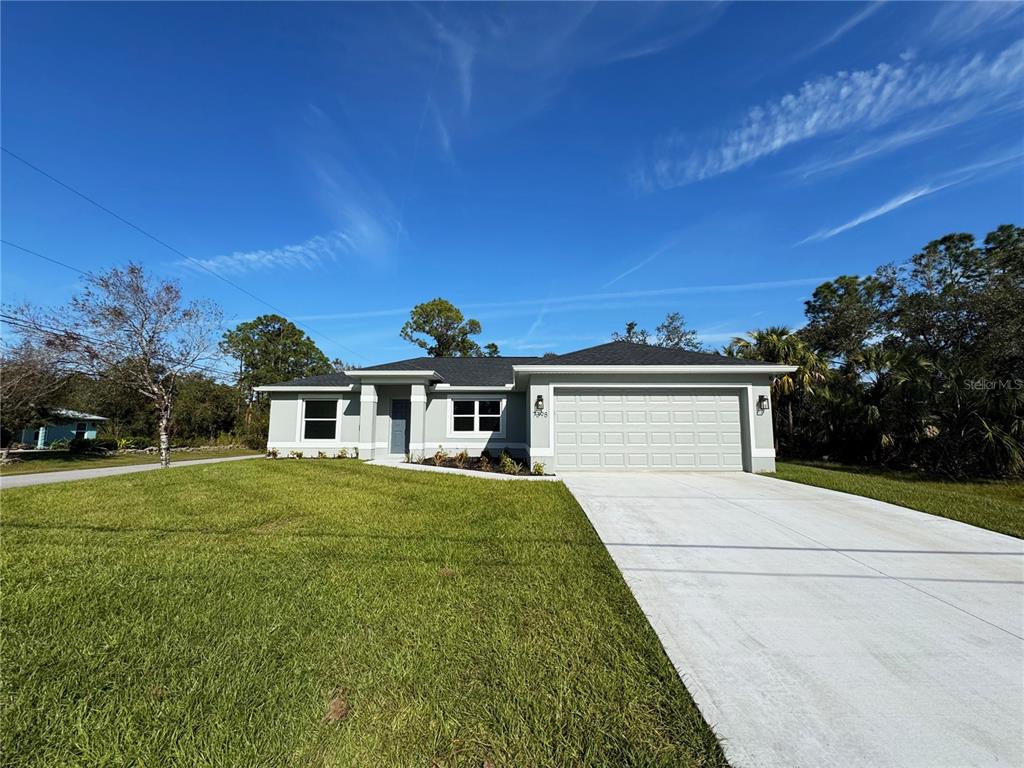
left=534, top=394, right=546, bottom=415
left=757, top=394, right=770, bottom=414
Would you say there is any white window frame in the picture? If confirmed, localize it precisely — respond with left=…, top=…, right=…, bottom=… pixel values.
left=446, top=395, right=506, bottom=438
left=297, top=397, right=340, bottom=443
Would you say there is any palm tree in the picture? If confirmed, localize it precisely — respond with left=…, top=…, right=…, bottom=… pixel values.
left=725, top=326, right=829, bottom=449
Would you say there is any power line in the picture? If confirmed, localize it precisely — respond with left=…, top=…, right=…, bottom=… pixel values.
left=1, top=146, right=369, bottom=364
left=0, top=312, right=238, bottom=381
left=0, top=239, right=89, bottom=275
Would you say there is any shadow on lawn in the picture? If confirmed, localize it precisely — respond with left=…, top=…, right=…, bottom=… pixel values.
left=783, top=459, right=1019, bottom=487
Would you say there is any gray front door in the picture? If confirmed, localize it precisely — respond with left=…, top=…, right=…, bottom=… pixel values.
left=390, top=399, right=411, bottom=455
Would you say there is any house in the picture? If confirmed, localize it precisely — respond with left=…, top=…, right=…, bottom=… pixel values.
left=17, top=409, right=108, bottom=448
left=255, top=340, right=795, bottom=473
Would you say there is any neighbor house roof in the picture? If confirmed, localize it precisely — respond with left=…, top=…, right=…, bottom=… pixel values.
left=50, top=408, right=108, bottom=421
left=258, top=341, right=779, bottom=389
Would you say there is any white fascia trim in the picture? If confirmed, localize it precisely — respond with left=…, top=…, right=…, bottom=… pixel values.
left=346, top=370, right=440, bottom=379
left=256, top=385, right=355, bottom=392
left=512, top=365, right=797, bottom=375
left=432, top=384, right=513, bottom=391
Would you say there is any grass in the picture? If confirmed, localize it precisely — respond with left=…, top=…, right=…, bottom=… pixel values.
left=773, top=460, right=1023, bottom=538
left=0, top=448, right=261, bottom=475
left=0, top=460, right=726, bottom=767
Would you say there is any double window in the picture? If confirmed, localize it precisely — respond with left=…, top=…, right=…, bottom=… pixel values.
left=303, top=399, right=338, bottom=440
left=452, top=398, right=503, bottom=434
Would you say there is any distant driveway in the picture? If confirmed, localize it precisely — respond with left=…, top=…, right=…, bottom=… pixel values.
left=564, top=471, right=1024, bottom=768
left=0, top=454, right=261, bottom=489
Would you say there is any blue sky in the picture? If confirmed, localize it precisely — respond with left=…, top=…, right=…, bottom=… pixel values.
left=2, top=2, right=1022, bottom=366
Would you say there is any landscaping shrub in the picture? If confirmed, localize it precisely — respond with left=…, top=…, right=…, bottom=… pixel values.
left=67, top=438, right=96, bottom=454
left=499, top=451, right=523, bottom=475
left=48, top=438, right=71, bottom=450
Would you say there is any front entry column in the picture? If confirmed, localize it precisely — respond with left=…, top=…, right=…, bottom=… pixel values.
left=358, top=384, right=377, bottom=460
left=409, top=383, right=427, bottom=459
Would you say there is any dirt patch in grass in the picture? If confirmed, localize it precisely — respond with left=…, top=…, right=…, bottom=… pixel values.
left=323, top=689, right=351, bottom=724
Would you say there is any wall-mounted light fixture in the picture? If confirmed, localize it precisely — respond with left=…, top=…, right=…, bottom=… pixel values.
left=757, top=394, right=770, bottom=414
left=534, top=394, right=545, bottom=414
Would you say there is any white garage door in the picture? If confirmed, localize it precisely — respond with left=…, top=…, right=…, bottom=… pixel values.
left=553, top=388, right=744, bottom=471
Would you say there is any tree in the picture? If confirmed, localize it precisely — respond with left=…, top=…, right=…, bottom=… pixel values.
left=331, top=358, right=353, bottom=372
left=7, top=263, right=223, bottom=468
left=611, top=321, right=650, bottom=344
left=220, top=314, right=333, bottom=415
left=483, top=343, right=500, bottom=357
left=173, top=374, right=238, bottom=442
left=726, top=326, right=828, bottom=450
left=400, top=298, right=499, bottom=357
left=613, top=313, right=703, bottom=349
left=655, top=312, right=704, bottom=350
left=801, top=273, right=894, bottom=363
left=0, top=340, right=66, bottom=459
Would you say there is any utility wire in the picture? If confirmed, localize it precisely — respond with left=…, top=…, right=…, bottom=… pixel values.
left=1, top=146, right=369, bottom=364
left=1, top=239, right=89, bottom=275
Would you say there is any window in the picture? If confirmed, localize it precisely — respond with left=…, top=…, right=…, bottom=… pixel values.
left=450, top=398, right=503, bottom=435
left=303, top=399, right=337, bottom=440
left=75, top=422, right=87, bottom=440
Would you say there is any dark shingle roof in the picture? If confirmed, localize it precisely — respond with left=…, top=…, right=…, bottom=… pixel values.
left=263, top=341, right=770, bottom=388
left=534, top=340, right=770, bottom=366
left=362, top=356, right=542, bottom=386
left=266, top=371, right=356, bottom=387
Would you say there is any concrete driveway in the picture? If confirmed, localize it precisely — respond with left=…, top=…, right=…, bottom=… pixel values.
left=563, top=471, right=1024, bottom=768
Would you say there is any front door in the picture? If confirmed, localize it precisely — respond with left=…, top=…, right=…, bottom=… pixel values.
left=390, top=399, right=411, bottom=455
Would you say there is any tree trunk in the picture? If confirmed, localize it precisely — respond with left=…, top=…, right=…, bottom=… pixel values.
left=158, top=399, right=172, bottom=468
left=787, top=400, right=795, bottom=444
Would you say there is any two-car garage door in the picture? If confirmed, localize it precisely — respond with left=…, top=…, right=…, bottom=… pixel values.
left=553, top=388, right=744, bottom=471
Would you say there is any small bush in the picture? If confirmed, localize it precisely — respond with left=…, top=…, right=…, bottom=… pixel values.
left=432, top=446, right=449, bottom=466
left=453, top=450, right=470, bottom=468
left=337, top=448, right=349, bottom=459
left=499, top=452, right=523, bottom=475
left=92, top=438, right=118, bottom=452
left=68, top=438, right=96, bottom=454
left=49, top=438, right=71, bottom=450
left=532, top=461, right=545, bottom=476
left=317, top=451, right=328, bottom=459
left=267, top=448, right=279, bottom=459
left=117, top=436, right=153, bottom=450
left=478, top=454, right=491, bottom=472
left=289, top=450, right=304, bottom=459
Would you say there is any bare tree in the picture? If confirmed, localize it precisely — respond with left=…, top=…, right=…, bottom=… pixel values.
left=6, top=263, right=223, bottom=468
left=0, top=340, right=67, bottom=460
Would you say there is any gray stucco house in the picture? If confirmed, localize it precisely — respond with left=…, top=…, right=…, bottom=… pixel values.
left=256, top=340, right=794, bottom=473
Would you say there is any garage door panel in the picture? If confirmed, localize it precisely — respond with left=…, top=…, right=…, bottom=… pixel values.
left=554, top=388, right=744, bottom=471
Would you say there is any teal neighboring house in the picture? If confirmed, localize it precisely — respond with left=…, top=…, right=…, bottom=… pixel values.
left=18, top=409, right=108, bottom=448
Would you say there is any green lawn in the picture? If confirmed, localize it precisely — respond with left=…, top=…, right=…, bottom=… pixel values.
left=0, top=448, right=261, bottom=475
left=0, top=461, right=725, bottom=767
left=773, top=460, right=1024, bottom=538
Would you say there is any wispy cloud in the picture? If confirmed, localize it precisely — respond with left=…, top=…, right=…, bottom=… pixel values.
left=187, top=232, right=357, bottom=276
left=798, top=149, right=1024, bottom=243
left=788, top=101, right=1009, bottom=179
left=602, top=252, right=660, bottom=289
left=634, top=38, right=1024, bottom=191
left=798, top=184, right=955, bottom=245
left=431, top=19, right=475, bottom=115
left=294, top=276, right=834, bottom=322
left=797, top=2, right=885, bottom=60
left=924, top=2, right=1024, bottom=47
left=304, top=104, right=402, bottom=260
